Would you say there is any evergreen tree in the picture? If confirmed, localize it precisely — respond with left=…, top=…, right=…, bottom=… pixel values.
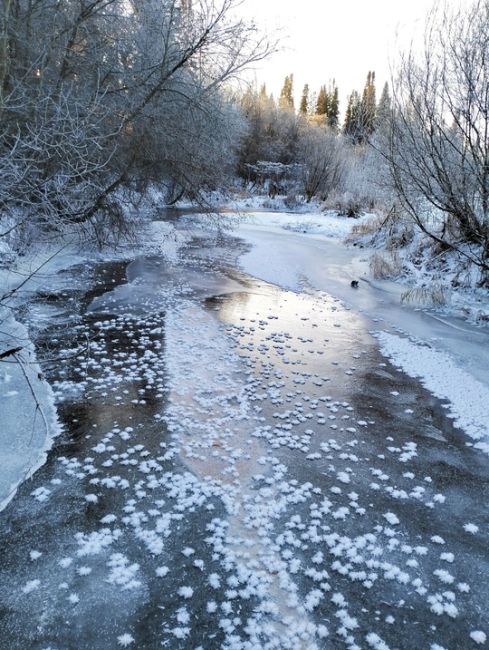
left=343, top=90, right=362, bottom=140
left=327, top=82, right=339, bottom=131
left=344, top=72, right=377, bottom=144
left=314, top=82, right=339, bottom=130
left=279, top=74, right=294, bottom=111
left=316, top=85, right=328, bottom=116
left=376, top=81, right=391, bottom=129
left=300, top=84, right=309, bottom=114
left=360, top=70, right=376, bottom=137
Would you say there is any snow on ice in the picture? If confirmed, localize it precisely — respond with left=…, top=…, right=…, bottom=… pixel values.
left=1, top=215, right=488, bottom=649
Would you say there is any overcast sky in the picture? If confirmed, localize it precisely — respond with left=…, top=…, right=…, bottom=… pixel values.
left=236, top=0, right=470, bottom=109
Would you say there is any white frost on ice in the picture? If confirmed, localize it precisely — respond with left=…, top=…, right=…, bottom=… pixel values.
left=470, top=631, right=487, bottom=645
left=464, top=523, right=479, bottom=534
left=376, top=331, right=489, bottom=452
left=178, top=586, right=194, bottom=599
left=366, top=632, right=391, bottom=650
left=117, top=633, right=135, bottom=647
left=22, top=579, right=40, bottom=594
left=383, top=513, right=400, bottom=526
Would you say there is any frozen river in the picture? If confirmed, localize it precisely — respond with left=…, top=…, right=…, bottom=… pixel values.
left=0, top=214, right=488, bottom=649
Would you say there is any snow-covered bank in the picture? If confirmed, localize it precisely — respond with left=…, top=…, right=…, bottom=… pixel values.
left=241, top=209, right=373, bottom=239
left=375, top=331, right=489, bottom=454
left=173, top=189, right=328, bottom=215
left=0, top=244, right=86, bottom=511
left=0, top=220, right=190, bottom=511
left=0, top=308, right=61, bottom=511
left=347, top=212, right=489, bottom=324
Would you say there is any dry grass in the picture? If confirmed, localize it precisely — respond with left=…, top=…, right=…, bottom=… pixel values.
left=348, top=207, right=415, bottom=251
left=369, top=252, right=403, bottom=279
left=385, top=225, right=415, bottom=251
left=350, top=215, right=385, bottom=237
left=401, top=284, right=449, bottom=306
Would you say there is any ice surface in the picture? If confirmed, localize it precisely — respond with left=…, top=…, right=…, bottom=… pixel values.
left=0, top=222, right=192, bottom=512
left=235, top=214, right=489, bottom=449
left=1, top=213, right=489, bottom=649
left=0, top=308, right=61, bottom=511
left=376, top=331, right=489, bottom=452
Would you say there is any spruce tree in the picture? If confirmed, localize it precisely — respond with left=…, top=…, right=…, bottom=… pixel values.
left=316, top=85, right=328, bottom=116
left=344, top=72, right=377, bottom=143
left=279, top=74, right=294, bottom=111
left=360, top=71, right=376, bottom=138
left=300, top=84, right=309, bottom=115
left=343, top=93, right=353, bottom=135
left=343, top=90, right=362, bottom=140
left=327, top=82, right=339, bottom=131
left=376, top=81, right=391, bottom=130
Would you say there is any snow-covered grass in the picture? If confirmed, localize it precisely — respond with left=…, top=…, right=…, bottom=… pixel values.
left=348, top=212, right=489, bottom=325
left=172, top=185, right=370, bottom=218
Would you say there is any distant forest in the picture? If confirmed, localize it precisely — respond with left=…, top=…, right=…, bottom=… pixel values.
left=0, top=0, right=488, bottom=278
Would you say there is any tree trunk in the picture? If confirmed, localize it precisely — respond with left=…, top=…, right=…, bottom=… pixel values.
left=0, top=0, right=12, bottom=111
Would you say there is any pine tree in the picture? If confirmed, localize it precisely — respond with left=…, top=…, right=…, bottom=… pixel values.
left=376, top=81, right=391, bottom=130
left=279, top=74, right=294, bottom=111
left=327, top=82, right=339, bottom=131
left=300, top=84, right=309, bottom=114
left=316, top=85, right=328, bottom=116
left=361, top=71, right=376, bottom=137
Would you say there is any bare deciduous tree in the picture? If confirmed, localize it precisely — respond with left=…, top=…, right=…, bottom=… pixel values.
left=297, top=125, right=345, bottom=202
left=0, top=0, right=273, bottom=248
left=384, top=0, right=489, bottom=279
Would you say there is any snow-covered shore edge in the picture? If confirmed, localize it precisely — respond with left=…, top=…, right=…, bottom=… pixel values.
left=375, top=331, right=489, bottom=454
left=0, top=220, right=189, bottom=511
left=0, top=308, right=61, bottom=512
left=0, top=245, right=89, bottom=511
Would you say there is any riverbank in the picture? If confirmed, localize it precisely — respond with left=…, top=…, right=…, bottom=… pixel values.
left=0, top=220, right=191, bottom=510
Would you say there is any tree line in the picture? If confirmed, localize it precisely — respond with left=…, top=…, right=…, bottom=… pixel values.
left=237, top=0, right=489, bottom=280
left=279, top=72, right=390, bottom=141
left=236, top=71, right=391, bottom=204
left=0, top=0, right=488, bottom=280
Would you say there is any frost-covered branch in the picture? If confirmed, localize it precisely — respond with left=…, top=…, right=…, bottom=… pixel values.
left=0, top=0, right=273, bottom=250
left=383, top=0, right=489, bottom=276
